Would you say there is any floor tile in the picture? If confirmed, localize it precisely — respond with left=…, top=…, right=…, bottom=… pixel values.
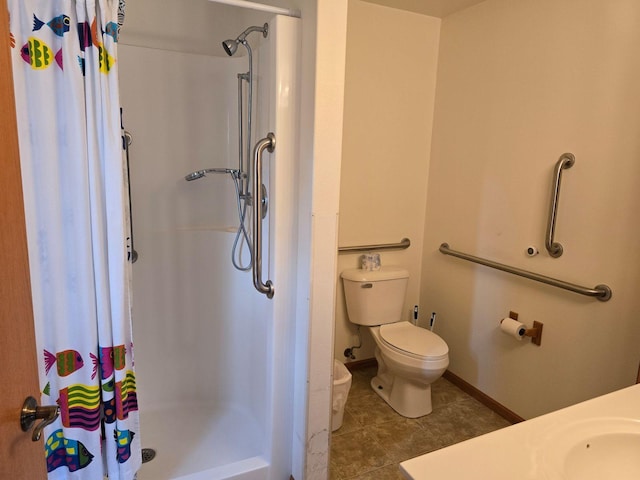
left=333, top=408, right=362, bottom=436
left=330, top=428, right=395, bottom=479
left=330, top=366, right=513, bottom=479
left=367, top=418, right=442, bottom=463
left=349, top=463, right=406, bottom=480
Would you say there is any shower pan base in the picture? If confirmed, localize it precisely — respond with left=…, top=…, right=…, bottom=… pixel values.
left=135, top=404, right=267, bottom=480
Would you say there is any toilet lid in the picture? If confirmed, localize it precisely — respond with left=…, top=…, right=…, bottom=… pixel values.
left=379, top=322, right=448, bottom=359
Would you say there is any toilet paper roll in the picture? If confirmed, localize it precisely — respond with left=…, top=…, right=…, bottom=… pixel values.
left=500, top=317, right=526, bottom=340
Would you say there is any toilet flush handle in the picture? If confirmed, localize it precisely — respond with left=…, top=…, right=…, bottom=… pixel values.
left=361, top=283, right=373, bottom=289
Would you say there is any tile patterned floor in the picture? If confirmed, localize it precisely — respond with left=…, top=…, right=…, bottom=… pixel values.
left=330, top=366, right=512, bottom=480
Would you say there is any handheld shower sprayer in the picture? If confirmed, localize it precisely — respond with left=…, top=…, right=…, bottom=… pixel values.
left=184, top=168, right=239, bottom=181
left=185, top=23, right=267, bottom=274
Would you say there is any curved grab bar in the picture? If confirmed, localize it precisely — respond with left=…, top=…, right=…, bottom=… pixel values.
left=545, top=153, right=575, bottom=257
left=252, top=133, right=275, bottom=299
left=439, top=243, right=612, bottom=301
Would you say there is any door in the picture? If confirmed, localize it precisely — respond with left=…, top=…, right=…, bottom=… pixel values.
left=0, top=4, right=48, bottom=478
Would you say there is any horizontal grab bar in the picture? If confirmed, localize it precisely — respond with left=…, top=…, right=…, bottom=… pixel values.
left=338, top=237, right=411, bottom=253
left=439, top=243, right=612, bottom=302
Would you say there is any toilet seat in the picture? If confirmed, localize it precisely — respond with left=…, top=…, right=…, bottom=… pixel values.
left=379, top=322, right=448, bottom=361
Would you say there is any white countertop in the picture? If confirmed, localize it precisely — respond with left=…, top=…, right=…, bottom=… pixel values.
left=400, top=383, right=640, bottom=479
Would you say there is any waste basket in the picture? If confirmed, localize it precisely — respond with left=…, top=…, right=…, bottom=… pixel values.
left=332, top=359, right=352, bottom=432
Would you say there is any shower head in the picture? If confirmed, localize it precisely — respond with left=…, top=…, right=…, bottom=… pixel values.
left=222, top=23, right=269, bottom=56
left=184, top=168, right=239, bottom=181
left=222, top=39, right=239, bottom=56
left=185, top=170, right=206, bottom=181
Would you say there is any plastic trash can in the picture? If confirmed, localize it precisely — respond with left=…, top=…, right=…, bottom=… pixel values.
left=332, top=359, right=352, bottom=432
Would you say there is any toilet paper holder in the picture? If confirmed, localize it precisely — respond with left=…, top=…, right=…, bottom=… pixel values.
left=507, top=311, right=543, bottom=346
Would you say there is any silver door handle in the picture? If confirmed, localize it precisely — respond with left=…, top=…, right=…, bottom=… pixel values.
left=252, top=133, right=275, bottom=299
left=20, top=396, right=59, bottom=441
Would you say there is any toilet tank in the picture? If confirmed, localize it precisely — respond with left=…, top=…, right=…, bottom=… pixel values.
left=341, top=266, right=409, bottom=326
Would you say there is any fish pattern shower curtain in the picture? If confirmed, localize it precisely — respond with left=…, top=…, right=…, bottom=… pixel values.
left=9, top=1, right=140, bottom=479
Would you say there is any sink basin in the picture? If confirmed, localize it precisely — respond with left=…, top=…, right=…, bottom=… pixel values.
left=540, top=417, right=640, bottom=480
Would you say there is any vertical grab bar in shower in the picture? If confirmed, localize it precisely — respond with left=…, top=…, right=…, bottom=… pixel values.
left=252, top=133, right=275, bottom=298
left=124, top=130, right=138, bottom=263
left=545, top=153, right=575, bottom=258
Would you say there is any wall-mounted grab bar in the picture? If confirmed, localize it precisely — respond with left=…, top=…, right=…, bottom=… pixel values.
left=338, top=238, right=411, bottom=253
left=545, top=153, right=575, bottom=258
left=252, top=133, right=275, bottom=299
left=439, top=243, right=612, bottom=301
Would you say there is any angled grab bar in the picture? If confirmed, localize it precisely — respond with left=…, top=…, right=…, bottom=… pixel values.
left=439, top=243, right=612, bottom=301
left=546, top=153, right=575, bottom=257
left=252, top=133, right=275, bottom=299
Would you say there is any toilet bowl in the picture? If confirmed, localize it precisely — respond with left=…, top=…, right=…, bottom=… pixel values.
left=341, top=266, right=449, bottom=418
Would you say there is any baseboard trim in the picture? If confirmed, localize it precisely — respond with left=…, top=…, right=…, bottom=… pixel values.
left=344, top=357, right=377, bottom=371
left=443, top=370, right=525, bottom=424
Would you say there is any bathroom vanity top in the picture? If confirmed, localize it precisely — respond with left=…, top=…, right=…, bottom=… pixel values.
left=400, top=383, right=640, bottom=480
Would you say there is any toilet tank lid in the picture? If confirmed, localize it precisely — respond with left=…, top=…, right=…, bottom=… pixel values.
left=341, top=266, right=409, bottom=282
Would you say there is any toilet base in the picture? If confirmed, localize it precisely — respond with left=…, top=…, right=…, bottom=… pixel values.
left=371, top=372, right=433, bottom=418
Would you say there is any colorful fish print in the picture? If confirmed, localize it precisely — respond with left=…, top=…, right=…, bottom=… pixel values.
left=103, top=370, right=138, bottom=424
left=116, top=370, right=138, bottom=420
left=55, top=48, right=63, bottom=70
left=77, top=22, right=92, bottom=51
left=99, top=344, right=126, bottom=379
left=98, top=45, right=115, bottom=73
left=102, top=378, right=115, bottom=392
left=99, top=346, right=113, bottom=379
left=90, top=17, right=101, bottom=48
left=89, top=352, right=98, bottom=380
left=32, top=14, right=71, bottom=37
left=44, top=349, right=84, bottom=376
left=103, top=396, right=116, bottom=424
left=59, top=383, right=101, bottom=431
left=114, top=429, right=136, bottom=463
left=113, top=344, right=126, bottom=370
left=42, top=381, right=51, bottom=396
left=103, top=21, right=119, bottom=42
left=45, top=429, right=94, bottom=473
left=77, top=55, right=85, bottom=76
left=21, top=38, right=61, bottom=70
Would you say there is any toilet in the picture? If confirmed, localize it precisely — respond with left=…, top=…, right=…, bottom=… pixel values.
left=341, top=266, right=449, bottom=418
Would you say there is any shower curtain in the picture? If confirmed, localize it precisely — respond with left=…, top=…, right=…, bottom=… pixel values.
left=9, top=1, right=140, bottom=479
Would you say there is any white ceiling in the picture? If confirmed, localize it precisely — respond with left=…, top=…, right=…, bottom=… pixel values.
left=361, top=0, right=487, bottom=18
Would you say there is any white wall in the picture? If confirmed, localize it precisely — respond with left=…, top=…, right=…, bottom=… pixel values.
left=335, top=1, right=441, bottom=361
left=421, top=0, right=640, bottom=419
left=122, top=0, right=270, bottom=56
left=119, top=45, right=262, bottom=411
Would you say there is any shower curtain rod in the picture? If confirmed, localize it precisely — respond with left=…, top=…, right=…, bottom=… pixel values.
left=208, top=0, right=301, bottom=17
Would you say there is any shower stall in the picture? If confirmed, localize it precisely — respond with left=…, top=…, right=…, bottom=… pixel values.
left=118, top=2, right=299, bottom=478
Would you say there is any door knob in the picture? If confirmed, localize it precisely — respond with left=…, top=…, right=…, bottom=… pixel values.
left=20, top=396, right=59, bottom=441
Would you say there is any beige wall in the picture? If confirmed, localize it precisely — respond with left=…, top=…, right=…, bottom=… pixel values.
left=421, top=0, right=640, bottom=418
left=335, top=0, right=441, bottom=361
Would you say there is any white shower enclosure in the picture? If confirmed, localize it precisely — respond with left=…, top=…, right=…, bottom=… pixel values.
left=118, top=3, right=299, bottom=478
